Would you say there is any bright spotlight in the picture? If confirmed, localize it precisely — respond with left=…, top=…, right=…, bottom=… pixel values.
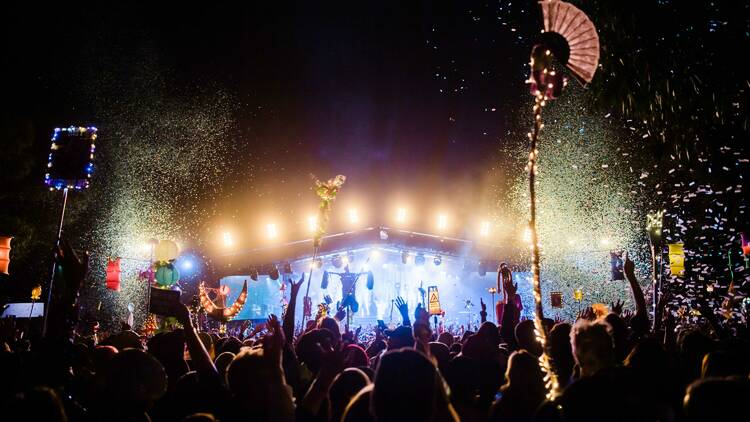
left=437, top=214, right=448, bottom=231
left=370, top=248, right=380, bottom=260
left=266, top=223, right=278, bottom=240
left=434, top=255, right=442, bottom=266
left=522, top=227, right=532, bottom=244
left=180, top=259, right=193, bottom=270
left=307, top=216, right=318, bottom=233
left=480, top=221, right=491, bottom=237
left=222, top=232, right=234, bottom=247
left=415, top=253, right=426, bottom=266
left=348, top=208, right=359, bottom=224
left=341, top=255, right=350, bottom=265
left=600, top=237, right=611, bottom=246
left=396, top=207, right=407, bottom=224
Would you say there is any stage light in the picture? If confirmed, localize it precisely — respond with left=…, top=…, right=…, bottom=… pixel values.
left=370, top=248, right=380, bottom=260
left=307, top=216, right=318, bottom=233
left=478, top=260, right=487, bottom=277
left=283, top=262, right=292, bottom=274
left=341, top=255, right=350, bottom=265
left=346, top=251, right=355, bottom=265
left=401, top=250, right=410, bottom=264
left=600, top=237, right=611, bottom=246
left=396, top=207, right=407, bottom=224
left=180, top=259, right=194, bottom=270
left=222, top=232, right=234, bottom=247
left=348, top=208, right=359, bottom=224
left=437, top=214, right=448, bottom=231
left=311, top=257, right=323, bottom=270
left=480, top=221, right=491, bottom=237
left=269, top=266, right=280, bottom=281
left=415, top=252, right=426, bottom=266
left=434, top=255, right=442, bottom=266
left=266, top=223, right=278, bottom=240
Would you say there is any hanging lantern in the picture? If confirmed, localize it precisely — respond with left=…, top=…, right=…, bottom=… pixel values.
left=741, top=232, right=750, bottom=265
left=550, top=292, right=563, bottom=308
left=106, top=257, right=122, bottom=291
left=0, top=236, right=12, bottom=275
left=610, top=250, right=625, bottom=280
left=154, top=239, right=179, bottom=262
left=573, top=288, right=583, bottom=302
left=668, top=243, right=685, bottom=276
left=31, top=285, right=42, bottom=300
left=155, top=263, right=180, bottom=287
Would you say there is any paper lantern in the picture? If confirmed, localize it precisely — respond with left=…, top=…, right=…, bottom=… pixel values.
left=610, top=251, right=624, bottom=280
left=154, top=240, right=179, bottom=262
left=106, top=257, right=122, bottom=291
left=741, top=232, right=750, bottom=261
left=155, top=263, right=180, bottom=287
left=573, top=289, right=583, bottom=302
left=668, top=243, right=685, bottom=276
left=0, top=236, right=11, bottom=275
left=31, top=285, right=42, bottom=300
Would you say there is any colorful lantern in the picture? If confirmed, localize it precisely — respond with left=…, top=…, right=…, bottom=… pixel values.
left=610, top=251, right=625, bottom=280
left=31, top=285, right=42, bottom=300
left=573, top=289, right=583, bottom=302
left=154, top=239, right=179, bottom=262
left=155, top=263, right=180, bottom=287
left=0, top=236, right=12, bottom=275
left=668, top=243, right=685, bottom=276
left=741, top=232, right=750, bottom=265
left=106, top=257, right=122, bottom=291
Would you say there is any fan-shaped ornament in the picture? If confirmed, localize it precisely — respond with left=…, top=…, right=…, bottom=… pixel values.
left=538, top=0, right=599, bottom=85
left=199, top=281, right=248, bottom=323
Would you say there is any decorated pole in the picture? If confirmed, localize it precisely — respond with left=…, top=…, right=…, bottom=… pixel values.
left=523, top=0, right=599, bottom=399
left=301, top=175, right=346, bottom=329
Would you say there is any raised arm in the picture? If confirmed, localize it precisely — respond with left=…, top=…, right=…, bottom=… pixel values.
left=623, top=253, right=648, bottom=318
left=175, top=302, right=218, bottom=377
left=283, top=273, right=305, bottom=344
left=395, top=297, right=411, bottom=327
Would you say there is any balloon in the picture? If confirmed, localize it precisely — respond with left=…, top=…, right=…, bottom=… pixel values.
left=155, top=263, right=180, bottom=287
left=106, top=257, right=122, bottom=291
left=154, top=240, right=179, bottom=262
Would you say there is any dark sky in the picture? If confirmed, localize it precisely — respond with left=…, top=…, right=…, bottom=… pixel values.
left=4, top=1, right=536, bottom=240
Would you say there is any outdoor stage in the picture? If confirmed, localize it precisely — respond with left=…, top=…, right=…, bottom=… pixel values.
left=215, top=226, right=536, bottom=327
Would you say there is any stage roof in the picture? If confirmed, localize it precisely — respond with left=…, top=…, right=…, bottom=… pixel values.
left=214, top=226, right=526, bottom=276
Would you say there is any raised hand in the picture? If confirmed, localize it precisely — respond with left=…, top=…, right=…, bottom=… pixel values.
left=610, top=299, right=624, bottom=316
left=395, top=297, right=410, bottom=325
left=289, top=273, right=305, bottom=296
left=506, top=281, right=518, bottom=298
left=480, top=298, right=488, bottom=322
left=623, top=251, right=635, bottom=278
left=415, top=302, right=429, bottom=323
left=262, top=314, right=284, bottom=363
left=577, top=307, right=595, bottom=321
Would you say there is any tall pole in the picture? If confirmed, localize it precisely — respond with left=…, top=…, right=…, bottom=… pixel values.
left=42, top=187, right=69, bottom=337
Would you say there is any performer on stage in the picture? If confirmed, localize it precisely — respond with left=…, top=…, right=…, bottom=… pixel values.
left=321, top=265, right=375, bottom=315
left=495, top=263, right=522, bottom=326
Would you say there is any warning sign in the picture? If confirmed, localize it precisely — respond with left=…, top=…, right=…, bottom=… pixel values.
left=428, top=286, right=441, bottom=315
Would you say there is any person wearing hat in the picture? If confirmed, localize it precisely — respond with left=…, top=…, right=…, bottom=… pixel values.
left=369, top=325, right=415, bottom=370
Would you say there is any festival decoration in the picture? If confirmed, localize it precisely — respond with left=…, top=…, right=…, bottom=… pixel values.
left=312, top=174, right=347, bottom=248
left=668, top=243, right=685, bottom=276
left=155, top=263, right=180, bottom=287
left=525, top=0, right=599, bottom=400
left=550, top=292, right=563, bottom=308
left=573, top=288, right=583, bottom=302
left=741, top=232, right=750, bottom=266
left=142, top=314, right=158, bottom=337
left=591, top=303, right=609, bottom=319
left=31, top=285, right=42, bottom=300
left=106, top=257, right=122, bottom=291
left=0, top=236, right=11, bottom=275
left=154, top=240, right=179, bottom=262
left=199, top=281, right=248, bottom=322
left=44, top=126, right=97, bottom=191
left=610, top=251, right=624, bottom=281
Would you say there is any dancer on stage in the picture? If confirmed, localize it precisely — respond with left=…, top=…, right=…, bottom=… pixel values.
left=495, top=263, right=522, bottom=326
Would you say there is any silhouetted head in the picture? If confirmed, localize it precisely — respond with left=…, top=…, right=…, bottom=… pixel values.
left=515, top=320, right=542, bottom=356
left=8, top=387, right=67, bottom=422
left=372, top=348, right=449, bottom=422
left=343, top=344, right=369, bottom=368
left=437, top=332, right=455, bottom=347
left=547, top=323, right=574, bottom=385
left=342, top=384, right=374, bottom=422
left=570, top=320, right=614, bottom=377
left=214, top=351, right=235, bottom=379
left=503, top=350, right=546, bottom=402
left=318, top=317, right=342, bottom=346
left=384, top=325, right=414, bottom=350
left=684, top=377, right=750, bottom=422
left=329, top=368, right=370, bottom=422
